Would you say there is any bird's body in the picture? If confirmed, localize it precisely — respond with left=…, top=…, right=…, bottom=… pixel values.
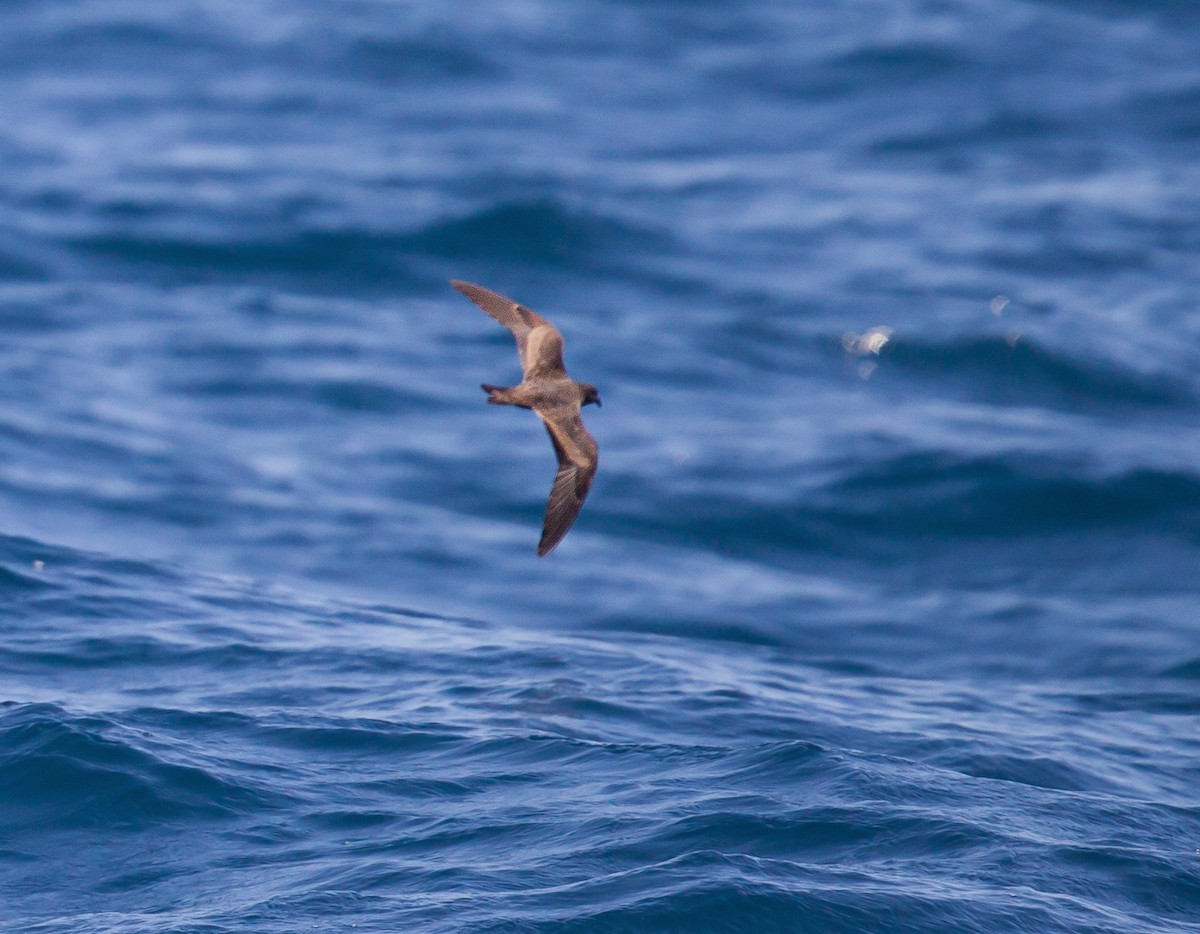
left=450, top=280, right=600, bottom=556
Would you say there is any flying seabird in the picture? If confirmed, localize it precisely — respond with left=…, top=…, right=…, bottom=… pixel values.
left=450, top=280, right=601, bottom=556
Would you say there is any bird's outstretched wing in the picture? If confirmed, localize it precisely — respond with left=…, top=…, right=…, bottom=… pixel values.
left=536, top=408, right=599, bottom=556
left=451, top=280, right=566, bottom=380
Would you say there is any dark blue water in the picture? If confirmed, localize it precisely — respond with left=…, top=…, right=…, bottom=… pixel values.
left=3, top=1, right=1199, bottom=931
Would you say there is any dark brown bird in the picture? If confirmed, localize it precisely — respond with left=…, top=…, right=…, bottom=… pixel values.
left=451, top=280, right=601, bottom=556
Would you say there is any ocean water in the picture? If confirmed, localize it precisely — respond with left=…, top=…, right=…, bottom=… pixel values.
left=2, top=1, right=1200, bottom=931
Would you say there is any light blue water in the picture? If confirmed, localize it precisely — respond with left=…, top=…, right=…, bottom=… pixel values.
left=2, top=1, right=1199, bottom=931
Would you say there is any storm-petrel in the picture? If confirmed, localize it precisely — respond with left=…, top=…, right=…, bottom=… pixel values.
left=450, top=280, right=601, bottom=556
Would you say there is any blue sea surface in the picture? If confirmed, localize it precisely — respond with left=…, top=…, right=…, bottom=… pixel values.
left=2, top=1, right=1200, bottom=931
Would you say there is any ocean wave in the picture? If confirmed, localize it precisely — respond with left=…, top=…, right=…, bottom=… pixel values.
left=600, top=457, right=1200, bottom=561
left=870, top=110, right=1067, bottom=155
left=0, top=20, right=211, bottom=75
left=404, top=199, right=667, bottom=269
left=0, top=704, right=283, bottom=831
left=0, top=228, right=54, bottom=282
left=720, top=41, right=971, bottom=102
left=882, top=334, right=1192, bottom=411
left=1038, top=0, right=1200, bottom=23
left=66, top=199, right=664, bottom=285
left=1161, top=657, right=1200, bottom=679
left=0, top=560, right=50, bottom=594
left=337, top=35, right=499, bottom=82
left=169, top=373, right=439, bottom=415
left=826, top=457, right=1200, bottom=536
left=69, top=229, right=417, bottom=289
left=0, top=248, right=46, bottom=281
left=1128, top=81, right=1200, bottom=141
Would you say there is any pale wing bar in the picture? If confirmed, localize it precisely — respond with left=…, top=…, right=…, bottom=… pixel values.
left=450, top=280, right=561, bottom=378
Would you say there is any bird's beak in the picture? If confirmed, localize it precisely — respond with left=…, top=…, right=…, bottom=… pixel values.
left=595, top=398, right=602, bottom=408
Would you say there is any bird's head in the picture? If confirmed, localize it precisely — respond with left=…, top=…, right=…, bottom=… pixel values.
left=579, top=383, right=602, bottom=408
